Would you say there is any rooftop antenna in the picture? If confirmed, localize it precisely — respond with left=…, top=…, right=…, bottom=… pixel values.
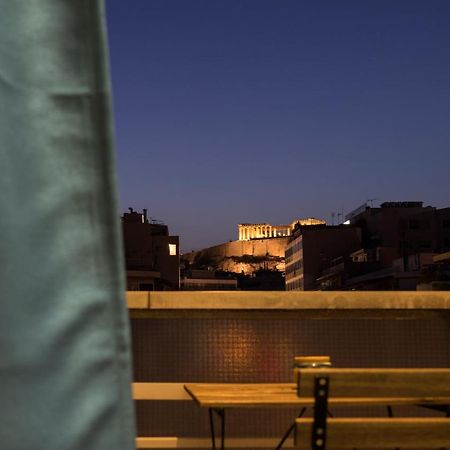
left=366, top=198, right=378, bottom=208
left=331, top=212, right=335, bottom=226
left=338, top=205, right=344, bottom=224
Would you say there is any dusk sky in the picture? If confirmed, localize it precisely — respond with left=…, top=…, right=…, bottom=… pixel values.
left=106, top=1, right=450, bottom=252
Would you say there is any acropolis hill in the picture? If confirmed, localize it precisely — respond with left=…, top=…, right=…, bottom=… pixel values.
left=183, top=217, right=325, bottom=274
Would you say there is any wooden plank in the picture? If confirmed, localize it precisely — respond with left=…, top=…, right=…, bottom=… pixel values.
left=296, top=418, right=450, bottom=448
left=184, top=383, right=448, bottom=408
left=295, top=368, right=450, bottom=400
left=293, top=356, right=331, bottom=380
left=136, top=437, right=294, bottom=448
left=294, top=356, right=331, bottom=365
left=133, top=383, right=191, bottom=400
left=184, top=383, right=309, bottom=407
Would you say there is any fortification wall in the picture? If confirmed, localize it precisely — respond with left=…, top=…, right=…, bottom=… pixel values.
left=183, top=237, right=289, bottom=262
left=182, top=238, right=289, bottom=275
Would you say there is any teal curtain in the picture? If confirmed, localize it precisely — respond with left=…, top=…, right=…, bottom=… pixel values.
left=0, top=1, right=136, bottom=449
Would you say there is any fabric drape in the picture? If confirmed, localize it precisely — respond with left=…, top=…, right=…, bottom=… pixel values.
left=0, top=1, right=136, bottom=449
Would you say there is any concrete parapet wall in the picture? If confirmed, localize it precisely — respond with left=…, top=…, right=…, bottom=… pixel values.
left=128, top=290, right=450, bottom=317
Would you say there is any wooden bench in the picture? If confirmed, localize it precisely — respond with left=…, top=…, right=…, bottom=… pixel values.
left=294, top=368, right=450, bottom=449
left=135, top=382, right=303, bottom=449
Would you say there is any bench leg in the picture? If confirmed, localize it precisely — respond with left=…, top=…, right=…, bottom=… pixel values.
left=386, top=405, right=400, bottom=450
left=275, top=407, right=307, bottom=450
left=208, top=408, right=216, bottom=450
left=209, top=408, right=225, bottom=450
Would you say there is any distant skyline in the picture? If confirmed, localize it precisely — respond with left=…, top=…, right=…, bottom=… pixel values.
left=106, top=0, right=450, bottom=252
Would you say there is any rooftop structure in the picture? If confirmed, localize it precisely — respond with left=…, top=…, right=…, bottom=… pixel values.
left=122, top=208, right=180, bottom=290
left=319, top=202, right=450, bottom=291
left=285, top=225, right=362, bottom=291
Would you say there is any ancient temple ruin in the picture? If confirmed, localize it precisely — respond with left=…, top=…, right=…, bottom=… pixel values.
left=237, top=218, right=325, bottom=240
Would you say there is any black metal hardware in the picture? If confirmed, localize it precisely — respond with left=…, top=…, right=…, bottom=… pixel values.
left=276, top=407, right=307, bottom=450
left=208, top=408, right=225, bottom=450
left=312, top=376, right=329, bottom=450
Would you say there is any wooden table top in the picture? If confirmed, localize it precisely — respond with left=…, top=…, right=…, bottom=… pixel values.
left=184, top=383, right=304, bottom=408
left=184, top=383, right=450, bottom=408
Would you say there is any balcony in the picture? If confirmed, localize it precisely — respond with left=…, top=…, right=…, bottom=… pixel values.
left=127, top=291, right=450, bottom=448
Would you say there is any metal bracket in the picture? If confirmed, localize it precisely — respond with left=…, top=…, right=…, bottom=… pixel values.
left=312, top=376, right=329, bottom=450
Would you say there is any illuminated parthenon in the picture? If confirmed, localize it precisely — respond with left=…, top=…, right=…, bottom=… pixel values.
left=238, top=218, right=326, bottom=241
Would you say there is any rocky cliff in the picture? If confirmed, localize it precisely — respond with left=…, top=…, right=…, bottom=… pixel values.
left=182, top=237, right=289, bottom=275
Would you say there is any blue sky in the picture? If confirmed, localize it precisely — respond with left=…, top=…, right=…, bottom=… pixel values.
left=106, top=0, right=450, bottom=251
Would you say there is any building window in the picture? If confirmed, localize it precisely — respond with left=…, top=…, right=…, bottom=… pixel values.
left=169, top=244, right=177, bottom=256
